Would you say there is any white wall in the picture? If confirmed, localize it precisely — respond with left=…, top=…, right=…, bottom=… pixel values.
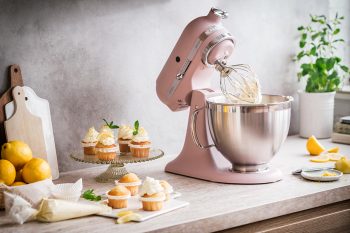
left=0, top=0, right=348, bottom=172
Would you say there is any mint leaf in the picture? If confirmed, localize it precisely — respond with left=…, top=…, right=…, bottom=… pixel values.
left=103, top=119, right=109, bottom=126
left=133, top=120, right=139, bottom=135
left=82, top=189, right=101, bottom=201
left=102, top=119, right=119, bottom=129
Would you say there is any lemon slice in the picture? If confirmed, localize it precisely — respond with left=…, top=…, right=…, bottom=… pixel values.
left=327, top=147, right=339, bottom=153
left=117, top=213, right=142, bottom=224
left=306, top=136, right=326, bottom=156
left=328, top=153, right=344, bottom=161
left=310, top=154, right=330, bottom=163
left=117, top=210, right=134, bottom=218
left=335, top=157, right=350, bottom=173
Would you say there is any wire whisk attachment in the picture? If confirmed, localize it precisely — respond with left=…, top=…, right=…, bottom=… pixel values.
left=215, top=60, right=262, bottom=104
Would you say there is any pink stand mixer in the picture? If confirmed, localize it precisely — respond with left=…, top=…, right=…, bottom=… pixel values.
left=156, top=8, right=293, bottom=184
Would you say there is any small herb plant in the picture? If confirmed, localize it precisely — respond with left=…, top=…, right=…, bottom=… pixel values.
left=82, top=189, right=101, bottom=201
left=295, top=14, right=350, bottom=92
left=103, top=119, right=119, bottom=129
left=133, top=120, right=139, bottom=135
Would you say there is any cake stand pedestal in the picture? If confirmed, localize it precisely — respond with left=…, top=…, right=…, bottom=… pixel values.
left=70, top=149, right=164, bottom=183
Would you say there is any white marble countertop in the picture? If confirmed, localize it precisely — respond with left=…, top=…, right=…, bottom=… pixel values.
left=1, top=135, right=350, bottom=233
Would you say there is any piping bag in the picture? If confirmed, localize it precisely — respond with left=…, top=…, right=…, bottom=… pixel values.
left=36, top=198, right=111, bottom=222
left=1, top=192, right=111, bottom=224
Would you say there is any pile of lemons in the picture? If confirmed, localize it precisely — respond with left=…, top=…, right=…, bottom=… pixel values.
left=306, top=135, right=350, bottom=173
left=0, top=140, right=51, bottom=186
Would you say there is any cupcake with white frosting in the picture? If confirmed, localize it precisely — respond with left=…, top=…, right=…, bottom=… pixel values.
left=129, top=122, right=151, bottom=158
left=95, top=133, right=118, bottom=161
left=100, top=125, right=114, bottom=136
left=118, top=125, right=133, bottom=153
left=81, top=127, right=99, bottom=155
left=139, top=177, right=165, bottom=211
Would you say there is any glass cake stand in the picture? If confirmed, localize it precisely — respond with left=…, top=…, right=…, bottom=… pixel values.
left=70, top=149, right=164, bottom=183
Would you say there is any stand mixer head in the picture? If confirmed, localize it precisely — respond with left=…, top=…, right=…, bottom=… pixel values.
left=156, top=8, right=293, bottom=184
left=156, top=8, right=235, bottom=111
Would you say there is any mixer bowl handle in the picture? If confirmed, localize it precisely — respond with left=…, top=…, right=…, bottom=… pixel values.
left=191, top=107, right=215, bottom=149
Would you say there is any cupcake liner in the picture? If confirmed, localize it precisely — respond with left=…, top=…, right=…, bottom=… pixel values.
left=95, top=147, right=118, bottom=153
left=51, top=179, right=82, bottom=202
left=97, top=152, right=117, bottom=161
left=128, top=143, right=151, bottom=149
left=108, top=199, right=128, bottom=209
left=130, top=147, right=150, bottom=158
left=83, top=146, right=96, bottom=155
left=118, top=139, right=131, bottom=145
left=141, top=201, right=163, bottom=211
left=139, top=196, right=165, bottom=202
left=52, top=194, right=81, bottom=202
left=115, top=180, right=142, bottom=186
left=118, top=143, right=130, bottom=153
left=81, top=141, right=97, bottom=147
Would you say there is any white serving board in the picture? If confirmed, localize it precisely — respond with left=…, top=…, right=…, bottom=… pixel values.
left=81, top=192, right=188, bottom=222
left=98, top=198, right=189, bottom=221
left=5, top=86, right=59, bottom=179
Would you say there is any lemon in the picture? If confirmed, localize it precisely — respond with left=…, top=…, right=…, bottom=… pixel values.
left=11, top=181, right=26, bottom=186
left=310, top=154, right=330, bottom=163
left=327, top=147, right=339, bottom=153
left=306, top=136, right=325, bottom=155
left=328, top=153, right=344, bottom=161
left=0, top=159, right=16, bottom=185
left=22, top=158, right=51, bottom=184
left=335, top=157, right=350, bottom=174
left=1, top=141, right=32, bottom=170
left=116, top=213, right=142, bottom=224
left=0, top=179, right=5, bottom=184
left=117, top=210, right=134, bottom=218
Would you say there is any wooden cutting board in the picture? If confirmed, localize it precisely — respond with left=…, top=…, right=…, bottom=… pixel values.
left=0, top=65, right=24, bottom=145
left=5, top=86, right=59, bottom=179
left=4, top=86, right=48, bottom=162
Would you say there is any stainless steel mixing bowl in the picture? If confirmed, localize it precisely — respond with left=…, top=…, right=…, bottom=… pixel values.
left=204, top=94, right=293, bottom=172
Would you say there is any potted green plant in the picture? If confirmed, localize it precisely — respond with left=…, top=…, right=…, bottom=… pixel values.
left=295, top=14, right=350, bottom=138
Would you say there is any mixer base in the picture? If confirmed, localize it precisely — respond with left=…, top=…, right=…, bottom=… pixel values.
left=166, top=161, right=282, bottom=184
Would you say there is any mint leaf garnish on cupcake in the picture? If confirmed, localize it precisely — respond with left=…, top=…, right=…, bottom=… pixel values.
left=133, top=120, right=139, bottom=135
left=103, top=119, right=119, bottom=129
left=82, top=189, right=102, bottom=201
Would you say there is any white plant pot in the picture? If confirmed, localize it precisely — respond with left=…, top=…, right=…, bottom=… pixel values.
left=298, top=91, right=335, bottom=139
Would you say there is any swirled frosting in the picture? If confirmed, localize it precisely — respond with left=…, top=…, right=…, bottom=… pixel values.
left=98, top=133, right=115, bottom=146
left=118, top=125, right=133, bottom=140
left=139, top=177, right=164, bottom=196
left=132, top=127, right=150, bottom=143
left=100, top=125, right=114, bottom=136
left=83, top=127, right=99, bottom=143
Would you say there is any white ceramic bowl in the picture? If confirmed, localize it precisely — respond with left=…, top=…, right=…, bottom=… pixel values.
left=301, top=169, right=343, bottom=182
